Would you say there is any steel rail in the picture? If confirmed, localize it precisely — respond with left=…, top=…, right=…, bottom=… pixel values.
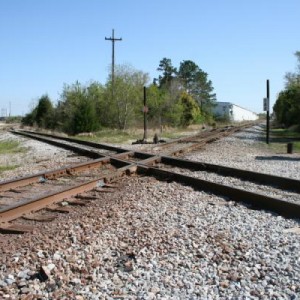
left=135, top=164, right=300, bottom=219
left=151, top=128, right=222, bottom=149
left=5, top=130, right=300, bottom=194
left=0, top=154, right=158, bottom=227
left=107, top=156, right=300, bottom=218
left=0, top=152, right=133, bottom=193
left=4, top=131, right=300, bottom=195
left=130, top=151, right=300, bottom=194
left=149, top=122, right=256, bottom=150
left=15, top=130, right=128, bottom=153
left=2, top=146, right=299, bottom=225
left=11, top=123, right=253, bottom=158
left=1, top=124, right=299, bottom=230
left=0, top=162, right=137, bottom=227
left=159, top=156, right=300, bottom=193
left=12, top=131, right=106, bottom=158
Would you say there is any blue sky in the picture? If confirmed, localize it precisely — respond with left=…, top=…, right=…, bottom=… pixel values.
left=0, top=0, right=299, bottom=116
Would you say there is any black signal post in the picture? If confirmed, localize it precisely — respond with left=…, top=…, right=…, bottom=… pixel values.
left=266, top=80, right=270, bottom=144
left=143, top=86, right=148, bottom=141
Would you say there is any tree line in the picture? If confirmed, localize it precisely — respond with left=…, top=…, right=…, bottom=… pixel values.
left=22, top=58, right=217, bottom=134
left=273, top=51, right=300, bottom=129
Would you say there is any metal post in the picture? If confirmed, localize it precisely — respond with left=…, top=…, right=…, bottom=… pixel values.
left=143, top=87, right=148, bottom=141
left=287, top=143, right=293, bottom=154
left=105, top=29, right=122, bottom=101
left=266, top=80, right=270, bottom=144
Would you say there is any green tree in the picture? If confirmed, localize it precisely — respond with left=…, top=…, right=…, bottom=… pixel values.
left=178, top=60, right=216, bottom=114
left=150, top=79, right=185, bottom=127
left=285, top=51, right=300, bottom=88
left=179, top=92, right=201, bottom=126
left=73, top=97, right=100, bottom=134
left=274, top=51, right=300, bottom=128
left=107, top=64, right=149, bottom=129
left=86, top=81, right=106, bottom=127
left=56, top=81, right=101, bottom=134
left=156, top=58, right=177, bottom=88
left=273, top=86, right=300, bottom=127
left=22, top=107, right=37, bottom=127
left=163, top=79, right=185, bottom=126
left=35, top=95, right=54, bottom=129
left=154, top=58, right=217, bottom=126
left=56, top=81, right=85, bottom=133
left=178, top=60, right=199, bottom=92
left=147, top=84, right=166, bottom=130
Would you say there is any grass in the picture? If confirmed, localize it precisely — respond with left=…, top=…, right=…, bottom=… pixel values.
left=0, top=165, right=19, bottom=173
left=263, top=142, right=300, bottom=153
left=95, top=129, right=141, bottom=143
left=0, top=140, right=25, bottom=174
left=267, top=127, right=300, bottom=153
left=271, top=128, right=300, bottom=139
left=74, top=122, right=255, bottom=144
left=0, top=140, right=26, bottom=154
left=74, top=126, right=205, bottom=144
left=75, top=129, right=141, bottom=144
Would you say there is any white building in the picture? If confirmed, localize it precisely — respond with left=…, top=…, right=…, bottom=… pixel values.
left=213, top=102, right=258, bottom=122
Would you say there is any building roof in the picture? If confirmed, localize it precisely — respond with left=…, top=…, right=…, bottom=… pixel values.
left=215, top=102, right=257, bottom=115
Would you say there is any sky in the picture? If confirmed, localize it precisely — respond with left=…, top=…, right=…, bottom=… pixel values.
left=0, top=0, right=299, bottom=116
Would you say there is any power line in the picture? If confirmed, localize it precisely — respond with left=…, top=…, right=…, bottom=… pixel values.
left=105, top=29, right=122, bottom=99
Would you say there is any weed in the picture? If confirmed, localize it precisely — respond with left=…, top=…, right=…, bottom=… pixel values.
left=0, top=165, right=19, bottom=173
left=0, top=140, right=26, bottom=154
left=267, top=127, right=300, bottom=153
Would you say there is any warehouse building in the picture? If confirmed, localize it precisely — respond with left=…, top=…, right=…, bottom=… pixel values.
left=213, top=102, right=258, bottom=122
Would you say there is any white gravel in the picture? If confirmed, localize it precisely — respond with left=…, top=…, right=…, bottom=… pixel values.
left=0, top=126, right=299, bottom=299
left=0, top=132, right=89, bottom=181
left=168, top=166, right=300, bottom=204
left=185, top=125, right=300, bottom=180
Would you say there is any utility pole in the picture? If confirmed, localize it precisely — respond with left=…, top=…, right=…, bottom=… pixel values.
left=105, top=29, right=122, bottom=100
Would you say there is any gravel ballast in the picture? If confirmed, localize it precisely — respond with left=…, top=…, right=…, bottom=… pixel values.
left=0, top=126, right=299, bottom=299
left=185, top=125, right=300, bottom=180
left=0, top=132, right=89, bottom=181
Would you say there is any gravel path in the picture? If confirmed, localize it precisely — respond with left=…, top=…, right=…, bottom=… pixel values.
left=0, top=126, right=299, bottom=299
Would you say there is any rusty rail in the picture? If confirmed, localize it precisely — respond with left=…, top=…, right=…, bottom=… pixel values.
left=0, top=152, right=133, bottom=193
left=1, top=124, right=299, bottom=233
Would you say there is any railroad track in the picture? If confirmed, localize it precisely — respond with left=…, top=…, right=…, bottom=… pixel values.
left=138, top=123, right=255, bottom=155
left=16, top=123, right=254, bottom=157
left=0, top=126, right=299, bottom=233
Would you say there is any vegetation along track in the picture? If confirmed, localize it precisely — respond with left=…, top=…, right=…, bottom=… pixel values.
left=0, top=126, right=299, bottom=233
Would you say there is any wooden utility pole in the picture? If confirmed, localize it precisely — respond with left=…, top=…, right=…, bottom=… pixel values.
left=105, top=29, right=122, bottom=100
